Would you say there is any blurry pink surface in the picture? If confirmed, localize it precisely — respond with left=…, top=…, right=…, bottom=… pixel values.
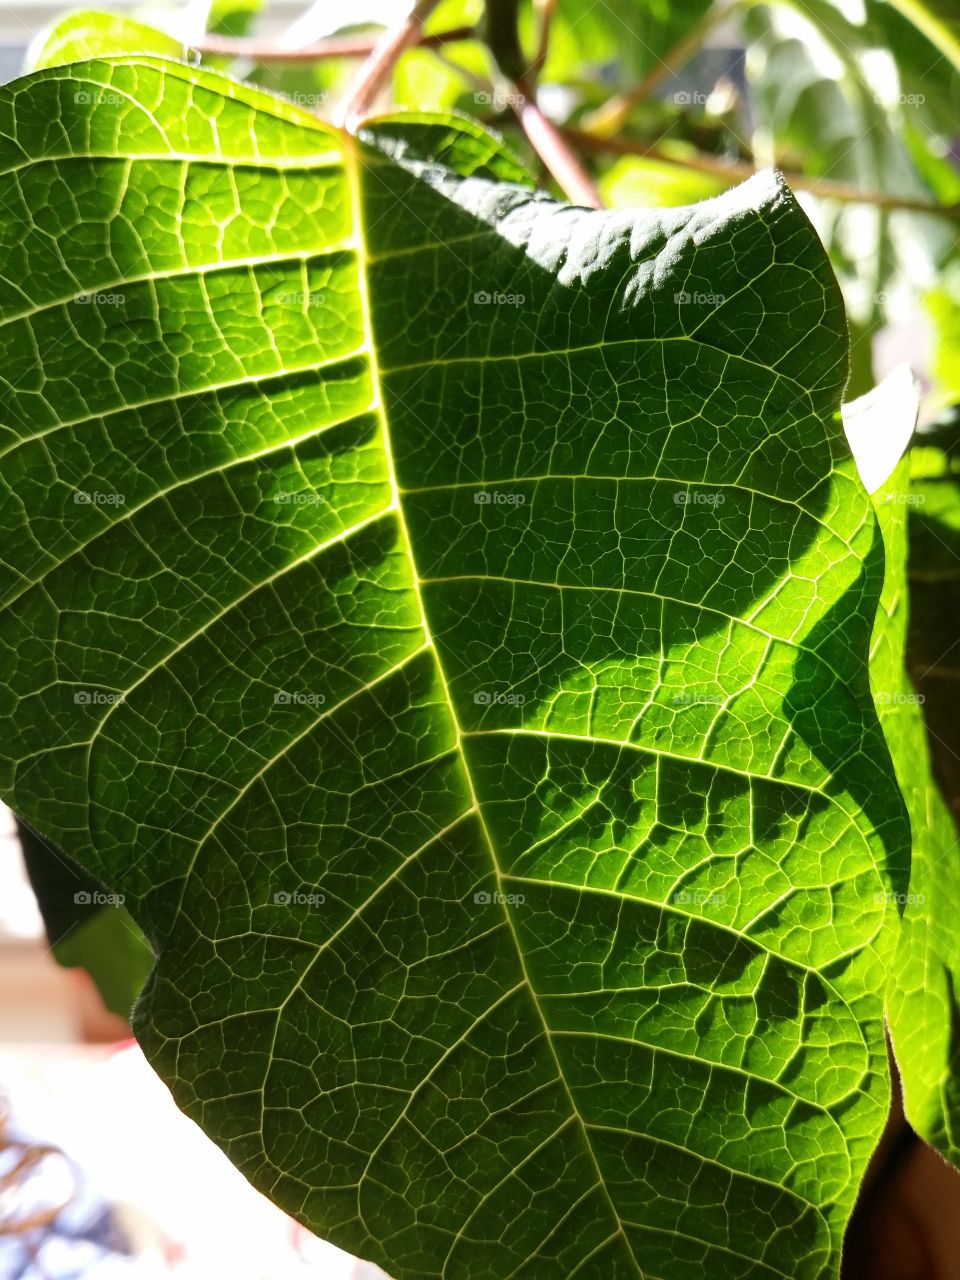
left=0, top=1041, right=391, bottom=1279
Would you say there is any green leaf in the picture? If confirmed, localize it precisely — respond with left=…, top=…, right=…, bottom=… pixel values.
left=0, top=57, right=909, bottom=1278
left=599, top=155, right=732, bottom=210
left=905, top=426, right=960, bottom=820
left=203, top=0, right=263, bottom=40
left=744, top=0, right=956, bottom=331
left=55, top=899, right=153, bottom=1018
left=17, top=814, right=153, bottom=1016
left=881, top=429, right=960, bottom=1161
left=25, top=10, right=186, bottom=71
left=392, top=42, right=488, bottom=116
left=849, top=367, right=960, bottom=1167
left=925, top=263, right=960, bottom=412
left=542, top=0, right=712, bottom=84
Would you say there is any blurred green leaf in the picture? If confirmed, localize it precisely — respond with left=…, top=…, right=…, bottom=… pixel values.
left=393, top=40, right=487, bottom=113
left=541, top=0, right=712, bottom=84
left=745, top=0, right=956, bottom=334
left=926, top=263, right=960, bottom=411
left=205, top=0, right=262, bottom=39
left=881, top=432, right=960, bottom=1164
left=26, top=9, right=185, bottom=70
left=840, top=366, right=960, bottom=1167
left=599, top=154, right=731, bottom=208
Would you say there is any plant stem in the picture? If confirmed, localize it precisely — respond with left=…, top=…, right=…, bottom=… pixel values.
left=514, top=82, right=603, bottom=208
left=564, top=127, right=960, bottom=216
left=194, top=25, right=474, bottom=62
left=483, top=0, right=528, bottom=81
left=479, top=0, right=601, bottom=207
left=338, top=0, right=444, bottom=129
left=582, top=0, right=741, bottom=137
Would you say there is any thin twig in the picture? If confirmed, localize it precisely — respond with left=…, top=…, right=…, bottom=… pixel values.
left=514, top=79, right=603, bottom=208
left=563, top=127, right=960, bottom=216
left=484, top=0, right=601, bottom=205
left=338, top=0, right=444, bottom=130
left=193, top=24, right=474, bottom=62
left=582, top=0, right=740, bottom=137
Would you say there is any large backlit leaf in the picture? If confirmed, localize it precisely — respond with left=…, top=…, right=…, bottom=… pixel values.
left=0, top=57, right=909, bottom=1279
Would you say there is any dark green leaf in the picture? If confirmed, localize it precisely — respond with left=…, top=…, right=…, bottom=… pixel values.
left=0, top=57, right=909, bottom=1279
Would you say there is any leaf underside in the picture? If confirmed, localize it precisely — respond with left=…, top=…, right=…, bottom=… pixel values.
left=0, top=58, right=909, bottom=1280
left=881, top=436, right=960, bottom=1162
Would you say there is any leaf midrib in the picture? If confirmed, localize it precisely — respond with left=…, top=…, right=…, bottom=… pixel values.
left=343, top=131, right=647, bottom=1278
